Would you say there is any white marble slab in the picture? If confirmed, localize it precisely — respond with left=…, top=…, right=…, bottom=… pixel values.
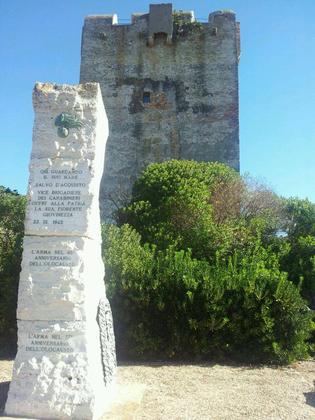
left=5, top=82, right=116, bottom=420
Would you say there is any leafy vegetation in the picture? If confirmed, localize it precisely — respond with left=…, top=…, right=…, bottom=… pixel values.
left=117, top=161, right=282, bottom=263
left=104, top=160, right=314, bottom=363
left=0, top=186, right=26, bottom=353
left=103, top=224, right=312, bottom=363
left=173, top=11, right=203, bottom=39
left=0, top=160, right=314, bottom=363
left=280, top=198, right=315, bottom=306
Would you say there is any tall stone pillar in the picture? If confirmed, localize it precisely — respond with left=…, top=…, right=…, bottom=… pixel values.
left=5, top=82, right=116, bottom=419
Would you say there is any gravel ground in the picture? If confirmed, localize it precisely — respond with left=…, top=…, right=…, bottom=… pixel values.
left=1, top=359, right=315, bottom=419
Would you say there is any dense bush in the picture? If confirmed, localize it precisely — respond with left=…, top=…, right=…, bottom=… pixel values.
left=103, top=224, right=313, bottom=363
left=118, top=161, right=284, bottom=262
left=0, top=186, right=25, bottom=352
left=118, top=161, right=239, bottom=260
left=0, top=160, right=314, bottom=364
left=280, top=198, right=315, bottom=307
left=102, top=160, right=314, bottom=363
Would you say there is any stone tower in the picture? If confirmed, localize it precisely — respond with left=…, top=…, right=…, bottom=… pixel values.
left=80, top=3, right=240, bottom=219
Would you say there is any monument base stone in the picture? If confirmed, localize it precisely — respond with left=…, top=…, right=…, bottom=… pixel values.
left=5, top=82, right=116, bottom=419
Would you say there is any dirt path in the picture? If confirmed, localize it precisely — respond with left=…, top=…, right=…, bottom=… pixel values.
left=1, top=359, right=315, bottom=419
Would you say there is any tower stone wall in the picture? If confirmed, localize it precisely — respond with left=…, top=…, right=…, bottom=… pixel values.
left=80, top=4, right=240, bottom=219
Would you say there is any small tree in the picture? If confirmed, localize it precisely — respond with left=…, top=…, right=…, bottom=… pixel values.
left=117, top=160, right=284, bottom=262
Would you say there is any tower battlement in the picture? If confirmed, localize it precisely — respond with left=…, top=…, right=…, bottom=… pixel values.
left=84, top=6, right=239, bottom=53
left=84, top=7, right=237, bottom=26
left=80, top=3, right=240, bottom=220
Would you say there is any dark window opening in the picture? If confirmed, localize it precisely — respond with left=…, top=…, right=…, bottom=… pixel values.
left=154, top=32, right=167, bottom=42
left=143, top=91, right=151, bottom=104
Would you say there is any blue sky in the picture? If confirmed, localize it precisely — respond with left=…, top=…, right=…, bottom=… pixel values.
left=1, top=0, right=314, bottom=201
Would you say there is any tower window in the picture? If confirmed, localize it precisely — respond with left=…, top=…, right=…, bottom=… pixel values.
left=143, top=91, right=151, bottom=104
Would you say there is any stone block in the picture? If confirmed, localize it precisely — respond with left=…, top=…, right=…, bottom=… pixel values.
left=5, top=82, right=116, bottom=419
left=17, top=236, right=105, bottom=322
left=25, top=158, right=102, bottom=240
left=31, top=82, right=108, bottom=163
left=148, top=3, right=173, bottom=44
left=80, top=4, right=240, bottom=220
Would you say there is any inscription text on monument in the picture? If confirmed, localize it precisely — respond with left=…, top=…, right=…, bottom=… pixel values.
left=30, top=167, right=87, bottom=226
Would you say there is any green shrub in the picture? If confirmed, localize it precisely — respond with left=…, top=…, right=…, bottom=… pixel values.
left=103, top=224, right=313, bottom=364
left=0, top=161, right=314, bottom=365
left=102, top=223, right=155, bottom=357
left=106, top=161, right=314, bottom=362
left=118, top=161, right=286, bottom=266
left=281, top=235, right=315, bottom=307
left=279, top=198, right=315, bottom=307
left=117, top=160, right=241, bottom=261
left=0, top=187, right=26, bottom=352
left=283, top=198, right=315, bottom=238
left=173, top=11, right=203, bottom=39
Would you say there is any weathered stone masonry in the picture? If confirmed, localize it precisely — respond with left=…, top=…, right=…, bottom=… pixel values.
left=80, top=4, right=240, bottom=219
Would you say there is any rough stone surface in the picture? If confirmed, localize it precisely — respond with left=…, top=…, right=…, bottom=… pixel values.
left=148, top=3, right=173, bottom=45
left=17, top=236, right=105, bottom=322
left=1, top=360, right=146, bottom=420
left=80, top=3, right=240, bottom=219
left=98, top=297, right=117, bottom=386
left=5, top=82, right=116, bottom=420
left=25, top=82, right=107, bottom=239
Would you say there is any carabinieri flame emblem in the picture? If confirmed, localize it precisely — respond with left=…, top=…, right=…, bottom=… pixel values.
left=54, top=113, right=83, bottom=138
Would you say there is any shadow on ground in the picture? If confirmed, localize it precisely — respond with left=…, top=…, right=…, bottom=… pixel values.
left=0, top=345, right=16, bottom=361
left=117, top=359, right=269, bottom=370
left=0, top=381, right=10, bottom=413
left=304, top=381, right=315, bottom=409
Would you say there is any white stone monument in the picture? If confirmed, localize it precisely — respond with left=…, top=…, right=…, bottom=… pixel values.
left=5, top=82, right=116, bottom=419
